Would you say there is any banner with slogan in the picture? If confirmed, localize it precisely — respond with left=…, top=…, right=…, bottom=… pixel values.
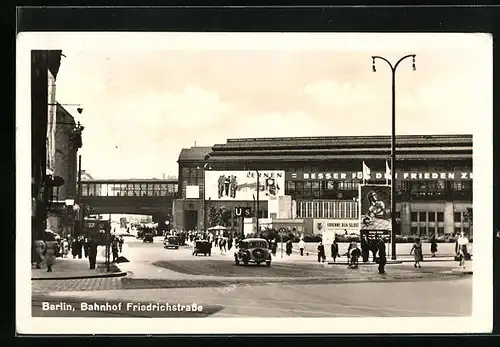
left=286, top=171, right=472, bottom=181
left=359, top=184, right=392, bottom=232
left=204, top=170, right=285, bottom=201
left=313, top=218, right=359, bottom=236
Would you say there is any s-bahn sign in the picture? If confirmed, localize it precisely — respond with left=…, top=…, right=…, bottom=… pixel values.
left=286, top=171, right=472, bottom=181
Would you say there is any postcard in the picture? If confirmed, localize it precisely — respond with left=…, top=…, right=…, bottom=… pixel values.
left=16, top=32, right=493, bottom=334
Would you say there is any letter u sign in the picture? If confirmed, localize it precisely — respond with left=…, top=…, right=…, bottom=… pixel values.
left=235, top=207, right=242, bottom=216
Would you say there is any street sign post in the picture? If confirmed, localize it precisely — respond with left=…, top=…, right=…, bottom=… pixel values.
left=235, top=207, right=252, bottom=237
left=279, top=227, right=285, bottom=258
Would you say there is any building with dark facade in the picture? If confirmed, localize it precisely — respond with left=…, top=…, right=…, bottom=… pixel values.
left=46, top=104, right=83, bottom=237
left=31, top=50, right=63, bottom=246
left=174, top=134, right=472, bottom=237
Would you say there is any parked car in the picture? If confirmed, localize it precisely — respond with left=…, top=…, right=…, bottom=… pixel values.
left=143, top=233, right=154, bottom=243
left=234, top=238, right=272, bottom=267
left=164, top=235, right=179, bottom=249
left=193, top=240, right=211, bottom=256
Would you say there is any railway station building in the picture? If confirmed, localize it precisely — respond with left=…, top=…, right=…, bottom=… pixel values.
left=173, top=134, right=472, bottom=237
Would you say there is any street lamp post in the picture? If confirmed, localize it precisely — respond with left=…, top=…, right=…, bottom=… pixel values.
left=256, top=170, right=260, bottom=237
left=372, top=54, right=416, bottom=260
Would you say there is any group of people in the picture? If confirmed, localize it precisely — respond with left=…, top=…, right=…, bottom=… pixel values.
left=33, top=232, right=126, bottom=272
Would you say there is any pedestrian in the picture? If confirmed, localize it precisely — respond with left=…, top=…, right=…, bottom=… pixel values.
left=298, top=238, right=306, bottom=256
left=430, top=235, right=438, bottom=257
left=377, top=237, right=387, bottom=274
left=370, top=236, right=379, bottom=262
left=33, top=239, right=46, bottom=269
left=361, top=235, right=370, bottom=263
left=83, top=237, right=89, bottom=258
left=76, top=236, right=84, bottom=259
left=219, top=237, right=225, bottom=254
left=71, top=237, right=78, bottom=258
left=271, top=239, right=277, bottom=256
left=61, top=238, right=69, bottom=258
left=44, top=237, right=58, bottom=273
left=331, top=239, right=339, bottom=262
left=317, top=241, right=326, bottom=263
left=111, top=238, right=119, bottom=262
left=88, top=238, right=98, bottom=270
left=228, top=236, right=233, bottom=251
left=286, top=239, right=293, bottom=256
left=410, top=237, right=423, bottom=268
left=457, top=232, right=470, bottom=269
left=118, top=236, right=124, bottom=253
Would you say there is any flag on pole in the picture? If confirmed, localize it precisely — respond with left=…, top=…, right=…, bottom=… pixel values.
left=385, top=161, right=391, bottom=185
left=362, top=161, right=371, bottom=184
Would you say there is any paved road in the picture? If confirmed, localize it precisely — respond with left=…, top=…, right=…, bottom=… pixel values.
left=118, top=237, right=458, bottom=279
left=33, top=277, right=472, bottom=317
left=31, top=237, right=472, bottom=318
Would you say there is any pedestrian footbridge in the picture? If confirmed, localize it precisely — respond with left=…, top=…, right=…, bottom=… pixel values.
left=80, top=179, right=178, bottom=218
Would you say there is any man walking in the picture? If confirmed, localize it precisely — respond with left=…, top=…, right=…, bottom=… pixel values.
left=298, top=238, right=306, bottom=256
left=88, top=238, right=98, bottom=270
left=317, top=241, right=326, bottom=263
left=377, top=237, right=387, bottom=274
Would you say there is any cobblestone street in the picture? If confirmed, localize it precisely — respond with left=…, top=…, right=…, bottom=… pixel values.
left=32, top=277, right=123, bottom=293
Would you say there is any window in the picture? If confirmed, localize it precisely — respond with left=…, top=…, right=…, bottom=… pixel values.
left=454, top=227, right=462, bottom=235
left=428, top=212, right=436, bottom=222
left=411, top=227, right=418, bottom=235
left=160, top=184, right=167, bottom=196
left=462, top=227, right=470, bottom=235
left=311, top=181, right=320, bottom=198
left=411, top=212, right=418, bottom=222
left=141, top=184, right=147, bottom=196
left=437, top=227, right=444, bottom=235
left=326, top=181, right=335, bottom=190
left=428, top=227, right=435, bottom=236
left=395, top=211, right=401, bottom=219
left=454, top=212, right=462, bottom=222
left=437, top=212, right=444, bottom=222
left=419, top=212, right=427, bottom=222
left=286, top=181, right=296, bottom=196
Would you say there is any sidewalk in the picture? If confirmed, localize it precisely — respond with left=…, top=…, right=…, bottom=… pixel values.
left=32, top=246, right=127, bottom=280
left=278, top=246, right=458, bottom=264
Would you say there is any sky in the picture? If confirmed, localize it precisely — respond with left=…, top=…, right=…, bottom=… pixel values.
left=43, top=33, right=491, bottom=179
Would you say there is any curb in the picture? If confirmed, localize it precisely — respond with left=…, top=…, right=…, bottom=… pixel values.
left=32, top=271, right=128, bottom=281
left=327, top=260, right=403, bottom=265
left=120, top=271, right=473, bottom=289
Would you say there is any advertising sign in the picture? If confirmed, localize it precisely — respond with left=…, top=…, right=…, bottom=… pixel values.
left=286, top=171, right=472, bottom=181
left=204, top=170, right=285, bottom=201
left=185, top=185, right=200, bottom=199
left=313, top=219, right=359, bottom=236
left=359, top=184, right=392, bottom=232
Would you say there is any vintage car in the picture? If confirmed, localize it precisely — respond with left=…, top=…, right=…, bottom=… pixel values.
left=234, top=238, right=271, bottom=267
left=143, top=232, right=154, bottom=243
left=163, top=235, right=179, bottom=249
left=193, top=240, right=211, bottom=256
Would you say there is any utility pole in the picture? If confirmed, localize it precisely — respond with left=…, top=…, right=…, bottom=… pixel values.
left=372, top=54, right=416, bottom=260
left=76, top=155, right=82, bottom=238
left=256, top=170, right=260, bottom=237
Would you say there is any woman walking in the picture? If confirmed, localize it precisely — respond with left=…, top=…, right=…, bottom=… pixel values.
left=410, top=237, right=423, bottom=268
left=457, top=232, right=470, bottom=269
left=44, top=237, right=58, bottom=272
left=430, top=235, right=438, bottom=257
left=331, top=239, right=339, bottom=263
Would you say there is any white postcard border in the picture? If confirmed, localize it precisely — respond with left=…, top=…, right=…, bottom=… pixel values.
left=16, top=32, right=493, bottom=334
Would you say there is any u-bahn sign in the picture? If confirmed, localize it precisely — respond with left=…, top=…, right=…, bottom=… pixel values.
left=235, top=207, right=252, bottom=217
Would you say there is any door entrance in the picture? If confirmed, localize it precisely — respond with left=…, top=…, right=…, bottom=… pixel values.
left=184, top=210, right=198, bottom=231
